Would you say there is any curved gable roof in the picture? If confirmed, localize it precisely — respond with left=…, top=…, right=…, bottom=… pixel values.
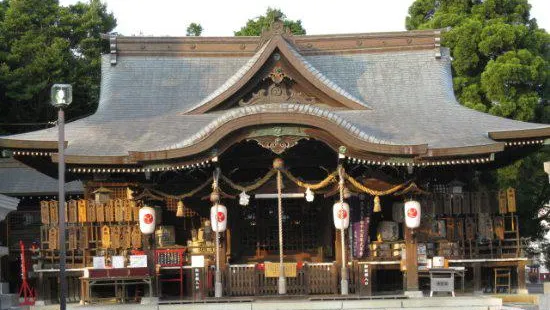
left=184, top=35, right=370, bottom=114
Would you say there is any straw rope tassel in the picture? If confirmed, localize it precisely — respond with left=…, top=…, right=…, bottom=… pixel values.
left=373, top=196, right=381, bottom=213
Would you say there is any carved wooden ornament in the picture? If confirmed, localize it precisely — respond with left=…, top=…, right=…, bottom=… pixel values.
left=248, top=135, right=307, bottom=155
left=40, top=201, right=50, bottom=224
left=101, top=225, right=111, bottom=249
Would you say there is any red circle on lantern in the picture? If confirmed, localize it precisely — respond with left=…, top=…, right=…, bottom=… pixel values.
left=143, top=213, right=153, bottom=224
left=217, top=211, right=225, bottom=222
left=337, top=209, right=348, bottom=219
left=407, top=208, right=418, bottom=218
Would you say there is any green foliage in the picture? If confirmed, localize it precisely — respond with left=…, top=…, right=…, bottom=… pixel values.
left=234, top=7, right=306, bottom=36
left=186, top=22, right=202, bottom=36
left=0, top=0, right=116, bottom=134
left=407, top=0, right=550, bottom=238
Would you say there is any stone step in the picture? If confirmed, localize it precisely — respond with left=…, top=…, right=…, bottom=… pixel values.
left=0, top=294, right=18, bottom=310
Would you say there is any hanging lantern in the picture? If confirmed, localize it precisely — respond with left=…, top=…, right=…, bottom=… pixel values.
left=239, top=191, right=250, bottom=206
left=404, top=200, right=421, bottom=229
left=333, top=201, right=350, bottom=230
left=176, top=200, right=184, bottom=217
left=305, top=188, right=314, bottom=202
left=210, top=204, right=227, bottom=232
left=139, top=206, right=156, bottom=234
left=373, top=196, right=381, bottom=212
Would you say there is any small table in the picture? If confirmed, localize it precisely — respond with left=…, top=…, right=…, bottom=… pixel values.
left=80, top=268, right=152, bottom=304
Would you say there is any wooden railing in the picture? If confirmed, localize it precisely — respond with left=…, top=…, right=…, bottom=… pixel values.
left=225, top=262, right=337, bottom=296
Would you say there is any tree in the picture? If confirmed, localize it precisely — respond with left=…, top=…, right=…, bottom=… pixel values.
left=0, top=0, right=116, bottom=134
left=186, top=22, right=202, bottom=36
left=406, top=0, right=550, bottom=239
left=234, top=7, right=306, bottom=36
left=406, top=0, right=549, bottom=121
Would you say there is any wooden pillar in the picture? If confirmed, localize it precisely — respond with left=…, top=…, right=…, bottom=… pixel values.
left=404, top=227, right=418, bottom=291
left=473, top=263, right=482, bottom=293
left=517, top=260, right=527, bottom=293
left=335, top=230, right=342, bottom=266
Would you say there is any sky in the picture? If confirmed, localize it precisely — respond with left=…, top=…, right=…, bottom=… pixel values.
left=59, top=0, right=550, bottom=37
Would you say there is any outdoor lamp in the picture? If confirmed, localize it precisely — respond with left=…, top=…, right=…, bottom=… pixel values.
left=50, top=83, right=72, bottom=310
left=51, top=84, right=73, bottom=107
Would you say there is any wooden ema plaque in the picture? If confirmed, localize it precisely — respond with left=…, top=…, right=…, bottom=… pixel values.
left=101, top=225, right=111, bottom=249
left=507, top=187, right=517, bottom=213
left=79, top=227, right=89, bottom=249
left=105, top=201, right=114, bottom=222
left=68, top=200, right=78, bottom=223
left=68, top=227, right=78, bottom=250
left=86, top=200, right=97, bottom=223
left=96, top=203, right=105, bottom=222
left=131, top=226, right=141, bottom=249
left=494, top=216, right=505, bottom=240
left=49, top=201, right=58, bottom=224
left=78, top=200, right=87, bottom=222
left=40, top=201, right=50, bottom=224
left=111, top=226, right=121, bottom=249
left=121, top=226, right=132, bottom=249
left=48, top=227, right=58, bottom=250
left=123, top=200, right=132, bottom=222
left=114, top=199, right=124, bottom=222
left=465, top=217, right=476, bottom=241
left=498, top=190, right=508, bottom=214
left=131, top=201, right=139, bottom=222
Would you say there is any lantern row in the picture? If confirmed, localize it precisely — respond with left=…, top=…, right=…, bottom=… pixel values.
left=345, top=155, right=494, bottom=167
left=68, top=161, right=213, bottom=174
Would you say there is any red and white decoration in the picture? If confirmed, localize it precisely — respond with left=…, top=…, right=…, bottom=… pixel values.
left=139, top=206, right=156, bottom=234
left=210, top=204, right=227, bottom=232
left=404, top=200, right=421, bottom=229
left=333, top=201, right=350, bottom=230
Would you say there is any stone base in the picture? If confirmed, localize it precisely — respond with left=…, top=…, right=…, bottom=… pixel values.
left=140, top=296, right=159, bottom=305
left=516, top=288, right=529, bottom=295
left=404, top=290, right=424, bottom=298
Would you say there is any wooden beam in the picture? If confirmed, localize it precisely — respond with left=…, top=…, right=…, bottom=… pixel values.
left=404, top=226, right=418, bottom=291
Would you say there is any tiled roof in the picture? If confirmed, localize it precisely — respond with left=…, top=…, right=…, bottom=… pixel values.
left=0, top=32, right=549, bottom=161
left=0, top=159, right=83, bottom=195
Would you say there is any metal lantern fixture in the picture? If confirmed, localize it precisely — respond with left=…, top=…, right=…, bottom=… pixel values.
left=333, top=201, right=350, bottom=230
left=305, top=188, right=314, bottom=202
left=139, top=206, right=156, bottom=234
left=404, top=200, right=421, bottom=229
left=210, top=204, right=227, bottom=232
left=51, top=84, right=73, bottom=108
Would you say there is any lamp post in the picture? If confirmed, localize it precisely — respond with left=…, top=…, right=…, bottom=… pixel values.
left=50, top=84, right=72, bottom=310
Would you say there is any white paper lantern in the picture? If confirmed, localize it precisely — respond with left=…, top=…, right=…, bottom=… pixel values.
left=333, top=202, right=350, bottom=230
left=210, top=204, right=227, bottom=232
left=404, top=200, right=421, bottom=229
left=139, top=206, right=156, bottom=234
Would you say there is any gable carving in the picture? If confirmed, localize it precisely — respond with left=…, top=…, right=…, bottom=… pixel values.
left=238, top=79, right=317, bottom=106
